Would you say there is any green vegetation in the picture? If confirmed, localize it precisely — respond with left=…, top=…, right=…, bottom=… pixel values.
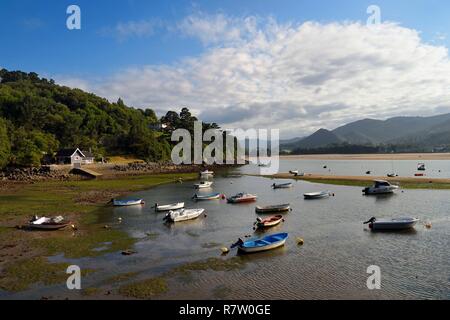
left=0, top=69, right=227, bottom=168
left=118, top=277, right=168, bottom=299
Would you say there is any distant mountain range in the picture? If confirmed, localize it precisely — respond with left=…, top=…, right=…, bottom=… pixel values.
left=281, top=113, right=450, bottom=152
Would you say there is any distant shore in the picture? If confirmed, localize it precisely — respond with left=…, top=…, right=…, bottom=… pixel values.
left=280, top=153, right=450, bottom=160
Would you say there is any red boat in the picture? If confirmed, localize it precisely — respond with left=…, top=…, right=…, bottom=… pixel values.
left=227, top=193, right=257, bottom=203
left=414, top=173, right=425, bottom=177
left=254, top=215, right=284, bottom=229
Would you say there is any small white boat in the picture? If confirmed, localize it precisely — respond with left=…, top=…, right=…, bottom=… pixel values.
left=192, top=193, right=222, bottom=201
left=289, top=170, right=299, bottom=175
left=164, top=208, right=205, bottom=222
left=417, top=163, right=426, bottom=171
left=155, top=202, right=185, bottom=212
left=304, top=191, right=331, bottom=200
left=363, top=180, right=399, bottom=195
left=364, top=217, right=419, bottom=231
left=194, top=181, right=213, bottom=189
left=28, top=215, right=71, bottom=230
left=112, top=199, right=145, bottom=206
left=272, top=182, right=293, bottom=189
left=200, top=170, right=214, bottom=176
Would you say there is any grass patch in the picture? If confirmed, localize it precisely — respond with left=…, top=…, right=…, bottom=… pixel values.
left=118, top=277, right=168, bottom=299
left=106, top=272, right=140, bottom=284
left=167, top=257, right=246, bottom=276
left=82, top=287, right=102, bottom=297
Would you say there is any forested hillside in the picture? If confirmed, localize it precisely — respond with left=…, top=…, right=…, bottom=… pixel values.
left=0, top=69, right=217, bottom=168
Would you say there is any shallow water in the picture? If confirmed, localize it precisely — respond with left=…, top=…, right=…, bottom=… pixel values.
left=2, top=164, right=449, bottom=300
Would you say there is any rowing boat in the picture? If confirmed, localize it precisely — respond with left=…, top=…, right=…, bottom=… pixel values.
left=163, top=208, right=205, bottom=222
left=364, top=217, right=419, bottom=231
left=28, top=216, right=71, bottom=230
left=232, top=233, right=288, bottom=253
left=227, top=193, right=257, bottom=203
left=254, top=215, right=284, bottom=229
left=192, top=193, right=222, bottom=201
left=155, top=202, right=185, bottom=212
left=272, top=182, right=293, bottom=189
left=255, top=204, right=290, bottom=213
left=112, top=199, right=145, bottom=206
left=303, top=191, right=331, bottom=200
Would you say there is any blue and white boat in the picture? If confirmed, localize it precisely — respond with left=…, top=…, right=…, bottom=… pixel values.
left=303, top=191, right=331, bottom=200
left=232, top=233, right=288, bottom=253
left=192, top=193, right=222, bottom=201
left=112, top=199, right=145, bottom=207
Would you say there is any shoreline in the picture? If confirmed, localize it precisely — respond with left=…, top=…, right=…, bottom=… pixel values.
left=279, top=153, right=450, bottom=161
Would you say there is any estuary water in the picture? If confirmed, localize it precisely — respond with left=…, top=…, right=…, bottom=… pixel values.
left=2, top=162, right=449, bottom=300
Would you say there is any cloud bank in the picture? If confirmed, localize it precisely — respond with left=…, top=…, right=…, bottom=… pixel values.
left=59, top=14, right=450, bottom=137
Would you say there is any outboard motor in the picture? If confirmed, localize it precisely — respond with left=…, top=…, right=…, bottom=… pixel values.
left=230, top=238, right=244, bottom=249
left=363, top=217, right=377, bottom=225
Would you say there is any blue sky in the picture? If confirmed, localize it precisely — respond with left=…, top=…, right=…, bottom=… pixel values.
left=2, top=1, right=450, bottom=137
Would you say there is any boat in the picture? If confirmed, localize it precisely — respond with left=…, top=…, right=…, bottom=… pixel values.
left=194, top=181, right=213, bottom=189
left=415, top=173, right=425, bottom=177
left=272, top=182, right=293, bottom=189
left=362, top=180, right=399, bottom=195
left=387, top=173, right=398, bottom=178
left=232, top=233, right=288, bottom=253
left=363, top=217, right=419, bottom=231
left=255, top=204, right=291, bottom=213
left=200, top=170, right=214, bottom=176
left=289, top=170, right=299, bottom=176
left=112, top=198, right=145, bottom=206
left=28, top=215, right=71, bottom=230
left=366, top=171, right=371, bottom=175
left=155, top=202, right=185, bottom=212
left=417, top=163, right=426, bottom=171
left=163, top=208, right=205, bottom=222
left=304, top=191, right=331, bottom=200
left=192, top=193, right=223, bottom=201
left=258, top=163, right=270, bottom=167
left=227, top=193, right=257, bottom=203
left=254, top=215, right=284, bottom=229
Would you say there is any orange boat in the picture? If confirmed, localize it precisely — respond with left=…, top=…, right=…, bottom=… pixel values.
left=254, top=215, right=284, bottom=229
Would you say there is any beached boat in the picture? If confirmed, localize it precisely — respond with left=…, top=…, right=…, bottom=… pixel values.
left=232, top=233, right=288, bottom=253
left=28, top=215, right=71, bottom=230
left=227, top=193, right=257, bottom=203
left=112, top=199, right=145, bottom=206
left=155, top=202, right=185, bottom=212
left=194, top=181, right=213, bottom=189
left=254, top=215, right=284, bottom=229
left=272, top=182, right=293, bottom=189
left=363, top=180, right=399, bottom=195
left=192, top=193, right=222, bottom=201
left=364, top=217, right=419, bottom=231
left=304, top=191, right=331, bottom=200
left=164, top=208, right=205, bottom=222
left=417, top=163, right=426, bottom=171
left=255, top=204, right=291, bottom=213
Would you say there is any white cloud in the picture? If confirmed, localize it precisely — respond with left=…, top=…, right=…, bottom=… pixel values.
left=65, top=14, right=450, bottom=137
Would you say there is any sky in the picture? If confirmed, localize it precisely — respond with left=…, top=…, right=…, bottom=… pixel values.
left=2, top=0, right=450, bottom=138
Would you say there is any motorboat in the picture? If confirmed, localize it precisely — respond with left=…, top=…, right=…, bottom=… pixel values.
left=363, top=180, right=399, bottom=195
left=417, top=163, right=426, bottom=171
left=112, top=199, right=145, bottom=206
left=155, top=202, right=185, bottom=212
left=194, top=181, right=213, bottom=189
left=28, top=215, right=71, bottom=230
left=200, top=170, right=214, bottom=176
left=255, top=204, right=291, bottom=213
left=363, top=217, right=419, bottom=231
left=163, top=208, right=205, bottom=222
left=304, top=191, right=331, bottom=200
left=254, top=215, right=284, bottom=229
left=227, top=193, right=257, bottom=203
left=387, top=173, right=398, bottom=178
left=272, top=182, right=293, bottom=189
left=232, top=233, right=288, bottom=253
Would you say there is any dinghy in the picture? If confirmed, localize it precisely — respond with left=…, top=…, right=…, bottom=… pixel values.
left=363, top=180, right=399, bottom=195
left=192, top=193, right=222, bottom=201
left=200, top=170, right=214, bottom=176
left=254, top=215, right=284, bottom=229
left=414, top=173, right=425, bottom=177
left=417, top=163, right=426, bottom=171
left=272, top=182, right=293, bottom=189
left=364, top=217, right=419, bottom=231
left=227, top=193, right=257, bottom=203
left=164, top=208, right=205, bottom=222
left=155, top=202, right=185, bottom=212
left=387, top=173, right=398, bottom=178
left=289, top=170, right=299, bottom=176
left=28, top=215, right=71, bottom=230
left=112, top=199, right=145, bottom=206
left=304, top=191, right=331, bottom=200
left=232, top=233, right=288, bottom=253
left=194, top=181, right=213, bottom=189
left=255, top=204, right=290, bottom=213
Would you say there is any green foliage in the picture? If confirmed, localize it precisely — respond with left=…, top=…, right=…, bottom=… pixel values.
left=0, top=117, right=11, bottom=168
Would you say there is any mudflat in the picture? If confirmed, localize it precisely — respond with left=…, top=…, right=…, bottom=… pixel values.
left=280, top=153, right=450, bottom=160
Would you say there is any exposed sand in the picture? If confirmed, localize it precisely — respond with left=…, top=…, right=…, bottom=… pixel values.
left=266, top=173, right=450, bottom=184
left=280, top=153, right=450, bottom=160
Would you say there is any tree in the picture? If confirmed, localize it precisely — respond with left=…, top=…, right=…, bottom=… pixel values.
left=0, top=118, right=11, bottom=168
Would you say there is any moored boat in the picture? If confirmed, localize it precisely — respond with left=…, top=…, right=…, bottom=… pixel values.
left=254, top=215, right=284, bottom=229
left=200, top=170, right=214, bottom=176
left=155, top=202, right=185, bottom=212
left=272, top=182, right=293, bottom=189
left=363, top=217, right=419, bottom=231
left=112, top=198, right=145, bottom=206
left=28, top=215, right=71, bottom=230
left=304, top=191, right=331, bottom=200
left=289, top=170, right=299, bottom=176
left=232, top=233, right=288, bottom=253
left=414, top=173, right=425, bottom=177
left=227, top=193, right=257, bottom=203
left=194, top=181, right=213, bottom=189
left=387, top=173, right=398, bottom=178
left=164, top=208, right=205, bottom=222
left=363, top=180, right=399, bottom=195
left=192, top=193, right=223, bottom=201
left=417, top=163, right=426, bottom=171
left=255, top=204, right=291, bottom=213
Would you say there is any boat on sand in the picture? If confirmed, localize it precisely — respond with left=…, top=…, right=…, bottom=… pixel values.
left=28, top=215, right=71, bottom=230
left=112, top=199, right=145, bottom=206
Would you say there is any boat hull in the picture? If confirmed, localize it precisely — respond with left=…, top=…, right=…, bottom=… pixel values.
left=370, top=218, right=419, bottom=231
left=255, top=204, right=290, bottom=213
left=28, top=222, right=70, bottom=230
left=255, top=215, right=284, bottom=228
left=156, top=202, right=185, bottom=212
left=165, top=208, right=205, bottom=222
left=304, top=192, right=330, bottom=200
left=193, top=193, right=221, bottom=201
left=113, top=199, right=144, bottom=206
left=238, top=233, right=288, bottom=253
left=272, top=183, right=293, bottom=189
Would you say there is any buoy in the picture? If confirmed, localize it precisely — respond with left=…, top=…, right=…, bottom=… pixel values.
left=296, top=237, right=304, bottom=245
left=221, top=247, right=230, bottom=254
left=425, top=222, right=432, bottom=229
left=71, top=224, right=78, bottom=231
